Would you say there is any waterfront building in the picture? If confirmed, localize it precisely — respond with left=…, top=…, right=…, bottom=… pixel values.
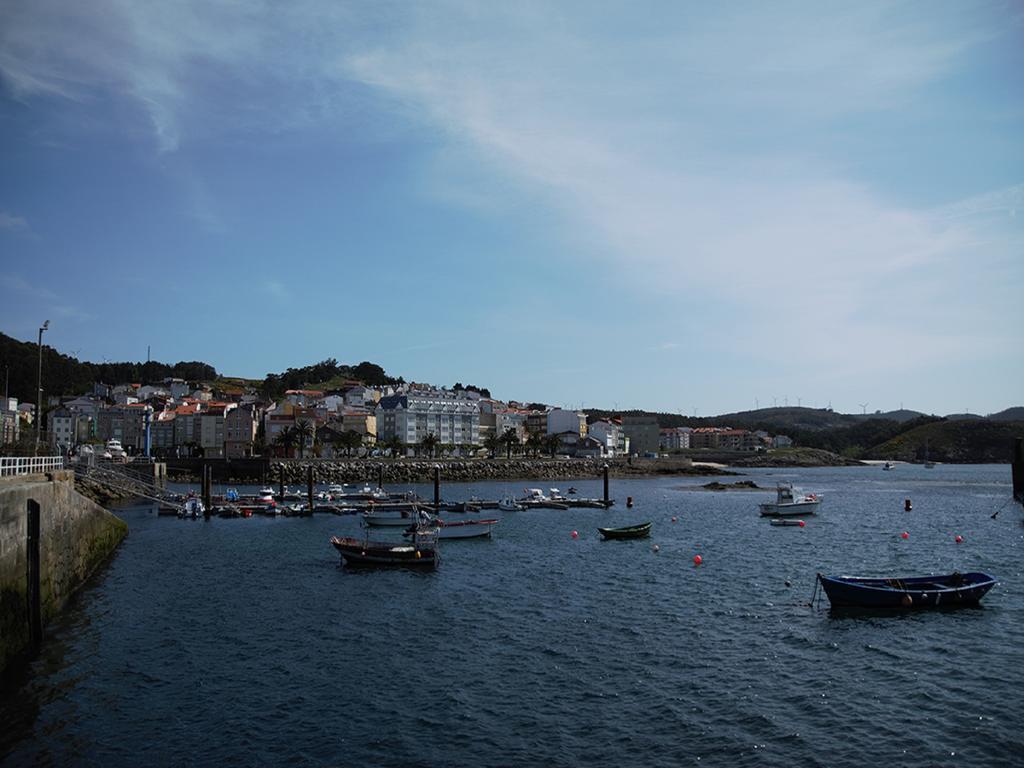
left=225, top=403, right=260, bottom=458
left=341, top=410, right=377, bottom=444
left=49, top=407, right=74, bottom=452
left=199, top=403, right=236, bottom=458
left=589, top=420, right=624, bottom=457
left=376, top=390, right=480, bottom=449
left=163, top=378, right=191, bottom=399
left=97, top=403, right=153, bottom=453
left=525, top=411, right=548, bottom=436
left=659, top=427, right=692, bottom=451
left=546, top=408, right=587, bottom=437
left=773, top=434, right=793, bottom=448
left=151, top=411, right=177, bottom=455
left=494, top=410, right=528, bottom=442
left=620, top=415, right=660, bottom=455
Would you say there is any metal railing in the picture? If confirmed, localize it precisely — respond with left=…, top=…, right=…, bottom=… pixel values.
left=0, top=456, right=65, bottom=477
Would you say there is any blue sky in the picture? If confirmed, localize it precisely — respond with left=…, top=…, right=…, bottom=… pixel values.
left=1, top=1, right=1021, bottom=416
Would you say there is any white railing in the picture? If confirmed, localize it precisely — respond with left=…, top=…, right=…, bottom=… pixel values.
left=0, top=456, right=65, bottom=477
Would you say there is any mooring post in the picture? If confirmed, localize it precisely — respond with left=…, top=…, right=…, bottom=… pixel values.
left=1013, top=437, right=1024, bottom=503
left=378, top=463, right=384, bottom=491
left=203, top=464, right=212, bottom=517
left=26, top=499, right=42, bottom=653
left=279, top=464, right=285, bottom=500
left=603, top=463, right=609, bottom=505
left=307, top=465, right=314, bottom=512
left=434, top=464, right=441, bottom=511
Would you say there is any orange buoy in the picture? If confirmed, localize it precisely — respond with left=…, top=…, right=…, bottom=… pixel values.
left=693, top=554, right=703, bottom=566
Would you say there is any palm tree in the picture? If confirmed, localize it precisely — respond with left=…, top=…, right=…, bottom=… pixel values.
left=526, top=432, right=544, bottom=458
left=501, top=428, right=519, bottom=459
left=483, top=434, right=500, bottom=459
left=544, top=433, right=562, bottom=457
left=294, top=419, right=314, bottom=459
left=384, top=435, right=403, bottom=457
left=274, top=427, right=297, bottom=458
left=342, top=429, right=363, bottom=457
left=420, top=432, right=439, bottom=459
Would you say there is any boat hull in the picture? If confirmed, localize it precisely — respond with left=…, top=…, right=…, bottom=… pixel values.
left=818, top=572, right=996, bottom=609
left=331, top=536, right=438, bottom=568
left=598, top=522, right=652, bottom=540
left=408, top=520, right=498, bottom=539
left=759, top=501, right=820, bottom=517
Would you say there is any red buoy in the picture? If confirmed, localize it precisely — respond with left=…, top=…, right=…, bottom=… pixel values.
left=693, top=554, right=703, bottom=566
left=571, top=530, right=579, bottom=539
left=901, top=531, right=910, bottom=540
left=798, top=520, right=806, bottom=527
left=671, top=516, right=678, bottom=523
left=955, top=535, right=963, bottom=543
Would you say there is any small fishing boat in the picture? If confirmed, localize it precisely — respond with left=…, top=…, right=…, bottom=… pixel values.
left=758, top=484, right=822, bottom=517
left=598, top=522, right=652, bottom=540
left=817, top=572, right=997, bottom=609
left=769, top=518, right=805, bottom=527
left=498, top=495, right=526, bottom=511
left=882, top=462, right=894, bottom=471
left=362, top=508, right=420, bottom=526
left=331, top=534, right=439, bottom=568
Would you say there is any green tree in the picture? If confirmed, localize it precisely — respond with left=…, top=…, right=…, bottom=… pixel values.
left=419, top=432, right=439, bottom=458
left=294, top=419, right=314, bottom=459
left=342, top=429, right=363, bottom=457
left=483, top=433, right=500, bottom=459
left=526, top=432, right=544, bottom=457
left=543, top=433, right=562, bottom=457
left=501, top=428, right=520, bottom=459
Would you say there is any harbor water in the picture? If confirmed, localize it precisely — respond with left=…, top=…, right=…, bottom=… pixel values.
left=2, top=464, right=1023, bottom=766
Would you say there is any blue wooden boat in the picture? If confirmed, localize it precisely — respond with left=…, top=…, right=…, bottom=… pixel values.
left=817, top=572, right=997, bottom=609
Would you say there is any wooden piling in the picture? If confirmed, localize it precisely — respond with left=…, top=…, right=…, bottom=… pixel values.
left=279, top=464, right=285, bottom=500
left=307, top=465, right=314, bottom=512
left=603, top=464, right=609, bottom=504
left=1013, top=437, right=1024, bottom=504
left=434, top=465, right=441, bottom=511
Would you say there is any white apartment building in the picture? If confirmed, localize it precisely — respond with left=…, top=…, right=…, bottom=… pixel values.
left=546, top=408, right=587, bottom=437
left=376, top=390, right=480, bottom=447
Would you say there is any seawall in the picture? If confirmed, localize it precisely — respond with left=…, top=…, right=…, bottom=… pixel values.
left=1, top=470, right=128, bottom=677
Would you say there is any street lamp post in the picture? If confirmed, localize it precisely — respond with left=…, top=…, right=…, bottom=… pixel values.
left=36, top=320, right=49, bottom=455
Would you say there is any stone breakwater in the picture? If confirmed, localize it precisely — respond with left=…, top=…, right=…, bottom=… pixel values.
left=261, top=457, right=733, bottom=485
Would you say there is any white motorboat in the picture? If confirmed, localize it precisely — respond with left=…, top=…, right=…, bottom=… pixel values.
left=498, top=495, right=525, bottom=511
left=362, top=508, right=420, bottom=527
left=105, top=439, right=126, bottom=459
left=758, top=484, right=822, bottom=517
left=179, top=495, right=204, bottom=519
left=882, top=462, right=895, bottom=471
left=409, top=517, right=499, bottom=540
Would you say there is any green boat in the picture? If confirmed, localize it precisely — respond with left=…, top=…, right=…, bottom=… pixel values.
left=598, top=522, right=652, bottom=540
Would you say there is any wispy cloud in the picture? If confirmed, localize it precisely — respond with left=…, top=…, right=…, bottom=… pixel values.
left=262, top=280, right=291, bottom=300
left=0, top=211, right=28, bottom=231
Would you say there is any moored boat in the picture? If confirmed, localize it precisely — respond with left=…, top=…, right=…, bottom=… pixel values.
left=769, top=518, right=805, bottom=527
left=758, top=484, right=822, bottom=517
left=497, top=496, right=526, bottom=511
left=331, top=535, right=439, bottom=568
left=407, top=518, right=499, bottom=540
left=598, top=522, right=652, bottom=540
left=817, top=572, right=997, bottom=609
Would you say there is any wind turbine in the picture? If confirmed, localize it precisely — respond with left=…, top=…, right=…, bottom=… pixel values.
left=859, top=403, right=868, bottom=415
